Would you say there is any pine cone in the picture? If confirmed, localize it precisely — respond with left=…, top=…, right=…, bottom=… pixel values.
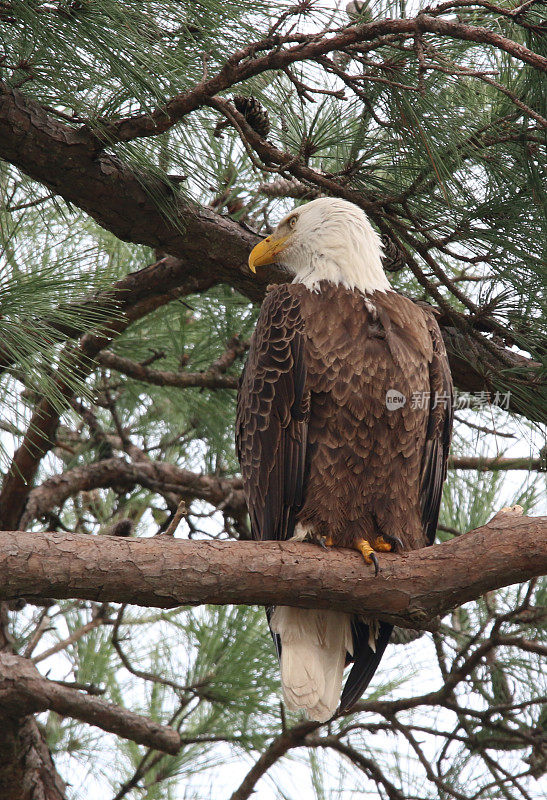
left=390, top=627, right=426, bottom=645
left=233, top=96, right=270, bottom=138
left=381, top=234, right=407, bottom=272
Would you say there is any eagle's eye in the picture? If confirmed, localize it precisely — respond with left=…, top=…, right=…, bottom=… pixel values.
left=288, top=215, right=298, bottom=229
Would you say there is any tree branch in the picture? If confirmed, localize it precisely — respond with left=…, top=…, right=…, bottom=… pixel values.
left=0, top=715, right=67, bottom=800
left=82, top=14, right=546, bottom=146
left=96, top=349, right=242, bottom=390
left=31, top=607, right=109, bottom=664
left=0, top=82, right=257, bottom=292
left=228, top=719, right=320, bottom=800
left=449, top=456, right=544, bottom=471
left=20, top=456, right=245, bottom=529
left=318, top=738, right=406, bottom=800
left=1, top=510, right=545, bottom=629
left=0, top=653, right=181, bottom=754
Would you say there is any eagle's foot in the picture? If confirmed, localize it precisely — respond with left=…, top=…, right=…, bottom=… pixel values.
left=371, top=533, right=404, bottom=553
left=355, top=538, right=380, bottom=576
left=299, top=530, right=335, bottom=549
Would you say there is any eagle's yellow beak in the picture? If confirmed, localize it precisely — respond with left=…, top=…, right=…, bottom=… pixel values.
left=248, top=234, right=290, bottom=273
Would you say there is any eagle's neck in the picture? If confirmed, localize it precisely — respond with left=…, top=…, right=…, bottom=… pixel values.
left=291, top=248, right=391, bottom=295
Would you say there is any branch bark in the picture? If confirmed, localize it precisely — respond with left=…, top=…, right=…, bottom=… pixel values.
left=0, top=715, right=67, bottom=800
left=0, top=82, right=257, bottom=294
left=0, top=653, right=181, bottom=754
left=96, top=350, right=240, bottom=390
left=20, top=456, right=245, bottom=529
left=1, top=511, right=545, bottom=629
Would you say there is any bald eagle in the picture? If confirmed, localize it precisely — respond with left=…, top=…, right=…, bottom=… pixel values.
left=236, top=198, right=452, bottom=721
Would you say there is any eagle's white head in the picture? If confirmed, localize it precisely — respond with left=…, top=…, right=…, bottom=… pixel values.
left=249, top=197, right=390, bottom=294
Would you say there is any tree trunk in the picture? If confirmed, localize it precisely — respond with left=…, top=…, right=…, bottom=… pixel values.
left=0, top=715, right=66, bottom=800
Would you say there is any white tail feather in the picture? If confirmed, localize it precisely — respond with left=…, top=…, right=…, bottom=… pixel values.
left=270, top=606, right=353, bottom=722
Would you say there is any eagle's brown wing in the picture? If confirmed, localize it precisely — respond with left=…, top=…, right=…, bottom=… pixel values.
left=420, top=309, right=453, bottom=544
left=236, top=285, right=309, bottom=543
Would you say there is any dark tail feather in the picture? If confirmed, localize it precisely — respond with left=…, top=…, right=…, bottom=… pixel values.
left=339, top=620, right=393, bottom=714
left=265, top=605, right=281, bottom=660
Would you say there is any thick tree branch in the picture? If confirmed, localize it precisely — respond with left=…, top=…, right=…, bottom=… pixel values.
left=0, top=715, right=67, bottom=800
left=1, top=511, right=545, bottom=629
left=0, top=653, right=181, bottom=754
left=0, top=82, right=257, bottom=291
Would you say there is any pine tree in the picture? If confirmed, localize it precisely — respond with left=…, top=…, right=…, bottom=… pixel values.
left=0, top=2, right=545, bottom=798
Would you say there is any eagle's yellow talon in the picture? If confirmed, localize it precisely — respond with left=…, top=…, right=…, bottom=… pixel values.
left=354, top=538, right=379, bottom=575
left=372, top=535, right=392, bottom=552
left=356, top=539, right=374, bottom=561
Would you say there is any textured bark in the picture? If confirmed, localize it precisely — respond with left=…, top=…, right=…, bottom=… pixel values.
left=0, top=715, right=66, bottom=800
left=0, top=653, right=181, bottom=754
left=0, top=511, right=544, bottom=628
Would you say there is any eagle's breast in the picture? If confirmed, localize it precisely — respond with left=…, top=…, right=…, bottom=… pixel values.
left=290, top=282, right=436, bottom=552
